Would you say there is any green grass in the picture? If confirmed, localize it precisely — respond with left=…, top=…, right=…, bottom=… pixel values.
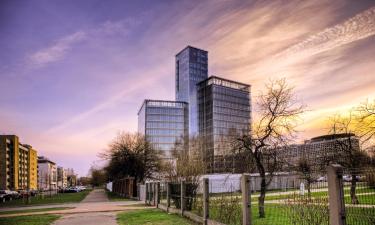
left=117, top=209, right=196, bottom=225
left=106, top=191, right=131, bottom=201
left=0, top=207, right=74, bottom=215
left=0, top=214, right=60, bottom=225
left=0, top=190, right=91, bottom=207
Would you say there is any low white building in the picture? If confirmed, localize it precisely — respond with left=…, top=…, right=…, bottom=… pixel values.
left=37, top=156, right=57, bottom=190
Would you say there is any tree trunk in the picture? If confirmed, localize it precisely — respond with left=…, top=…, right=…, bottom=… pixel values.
left=307, top=180, right=311, bottom=200
left=350, top=174, right=359, bottom=204
left=259, top=173, right=266, bottom=218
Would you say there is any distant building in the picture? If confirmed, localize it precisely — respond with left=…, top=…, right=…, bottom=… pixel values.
left=57, top=167, right=67, bottom=188
left=197, top=76, right=251, bottom=173
left=176, top=46, right=208, bottom=135
left=0, top=135, right=38, bottom=190
left=37, top=156, right=57, bottom=190
left=65, top=168, right=77, bottom=187
left=279, top=133, right=361, bottom=171
left=138, top=100, right=189, bottom=159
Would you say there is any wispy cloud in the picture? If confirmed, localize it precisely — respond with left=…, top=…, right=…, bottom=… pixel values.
left=27, top=31, right=86, bottom=68
left=26, top=19, right=139, bottom=69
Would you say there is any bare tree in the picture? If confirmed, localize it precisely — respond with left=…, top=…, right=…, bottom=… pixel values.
left=327, top=113, right=370, bottom=204
left=101, top=132, right=161, bottom=183
left=356, top=99, right=375, bottom=143
left=296, top=156, right=315, bottom=199
left=238, top=79, right=305, bottom=218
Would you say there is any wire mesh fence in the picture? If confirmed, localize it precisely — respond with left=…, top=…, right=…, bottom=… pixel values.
left=343, top=168, right=375, bottom=225
left=182, top=181, right=203, bottom=216
left=249, top=172, right=329, bottom=225
left=159, top=182, right=168, bottom=205
left=208, top=175, right=242, bottom=225
left=170, top=181, right=181, bottom=209
left=152, top=165, right=374, bottom=224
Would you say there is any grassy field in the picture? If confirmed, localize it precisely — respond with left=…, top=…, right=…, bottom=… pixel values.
left=0, top=207, right=74, bottom=215
left=0, top=190, right=91, bottom=207
left=0, top=214, right=60, bottom=225
left=117, top=209, right=196, bottom=225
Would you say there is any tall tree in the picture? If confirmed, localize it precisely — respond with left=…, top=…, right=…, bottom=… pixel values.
left=162, top=136, right=206, bottom=210
left=101, top=132, right=161, bottom=183
left=89, top=166, right=106, bottom=187
left=238, top=79, right=305, bottom=218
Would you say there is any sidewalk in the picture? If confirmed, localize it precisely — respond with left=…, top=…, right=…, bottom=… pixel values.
left=0, top=189, right=146, bottom=219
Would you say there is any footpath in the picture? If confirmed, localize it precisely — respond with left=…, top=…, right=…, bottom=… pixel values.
left=0, top=189, right=147, bottom=225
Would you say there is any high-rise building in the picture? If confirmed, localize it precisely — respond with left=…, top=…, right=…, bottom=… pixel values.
left=176, top=46, right=208, bottom=135
left=138, top=99, right=189, bottom=159
left=37, top=156, right=57, bottom=190
left=0, top=135, right=38, bottom=190
left=197, top=76, right=251, bottom=172
left=137, top=46, right=252, bottom=172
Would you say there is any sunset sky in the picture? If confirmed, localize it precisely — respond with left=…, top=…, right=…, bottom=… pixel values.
left=1, top=0, right=375, bottom=176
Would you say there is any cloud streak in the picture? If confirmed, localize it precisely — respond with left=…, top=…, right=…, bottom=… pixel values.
left=278, top=6, right=375, bottom=60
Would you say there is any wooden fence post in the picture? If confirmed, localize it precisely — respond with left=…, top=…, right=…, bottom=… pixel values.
left=181, top=180, right=186, bottom=215
left=242, top=174, right=251, bottom=225
left=155, top=182, right=159, bottom=207
left=145, top=183, right=149, bottom=205
left=327, top=164, right=346, bottom=225
left=203, top=178, right=209, bottom=225
left=167, top=182, right=171, bottom=208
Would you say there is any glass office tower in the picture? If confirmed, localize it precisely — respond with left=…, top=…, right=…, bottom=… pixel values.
left=176, top=46, right=208, bottom=135
left=138, top=100, right=188, bottom=159
left=197, top=76, right=251, bottom=173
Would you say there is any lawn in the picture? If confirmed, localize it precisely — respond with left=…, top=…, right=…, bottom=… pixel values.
left=106, top=190, right=131, bottom=201
left=0, top=214, right=60, bottom=225
left=117, top=208, right=196, bottom=225
left=0, top=207, right=74, bottom=215
left=0, top=190, right=91, bottom=207
left=208, top=203, right=375, bottom=225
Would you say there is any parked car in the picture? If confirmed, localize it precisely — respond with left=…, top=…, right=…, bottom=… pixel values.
left=0, top=190, right=10, bottom=202
left=343, top=175, right=360, bottom=182
left=9, top=190, right=20, bottom=199
left=316, top=176, right=327, bottom=182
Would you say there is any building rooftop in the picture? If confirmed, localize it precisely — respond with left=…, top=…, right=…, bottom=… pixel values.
left=175, top=45, right=208, bottom=56
left=197, top=76, right=250, bottom=92
left=137, top=99, right=188, bottom=115
left=37, top=156, right=56, bottom=165
left=309, top=133, right=356, bottom=143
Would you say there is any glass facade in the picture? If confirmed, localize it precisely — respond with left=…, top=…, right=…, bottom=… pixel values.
left=138, top=100, right=188, bottom=159
left=197, top=76, right=251, bottom=172
left=176, top=46, right=208, bottom=135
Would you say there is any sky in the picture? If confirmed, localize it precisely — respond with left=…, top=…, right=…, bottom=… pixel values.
left=1, top=0, right=375, bottom=176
